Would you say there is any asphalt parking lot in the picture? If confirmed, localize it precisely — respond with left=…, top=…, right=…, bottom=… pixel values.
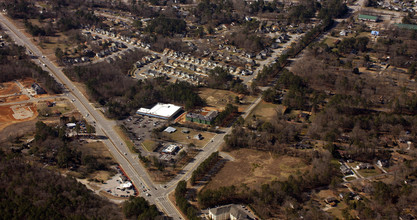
left=119, top=115, right=166, bottom=151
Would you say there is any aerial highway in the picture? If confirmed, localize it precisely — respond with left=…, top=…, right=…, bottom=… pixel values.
left=0, top=12, right=264, bottom=219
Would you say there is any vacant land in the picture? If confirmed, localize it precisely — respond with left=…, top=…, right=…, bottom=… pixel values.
left=0, top=82, right=20, bottom=96
left=205, top=148, right=309, bottom=190
left=357, top=168, right=381, bottom=178
left=162, top=126, right=216, bottom=148
left=37, top=99, right=75, bottom=115
left=142, top=139, right=157, bottom=152
left=199, top=88, right=257, bottom=112
left=246, top=101, right=284, bottom=122
left=0, top=103, right=38, bottom=132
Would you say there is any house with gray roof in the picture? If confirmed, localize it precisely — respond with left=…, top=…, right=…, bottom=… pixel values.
left=208, top=204, right=250, bottom=220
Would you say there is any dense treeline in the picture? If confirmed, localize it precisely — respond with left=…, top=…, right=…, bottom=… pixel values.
left=190, top=151, right=219, bottom=185
left=122, top=197, right=160, bottom=220
left=337, top=37, right=369, bottom=54
left=0, top=151, right=122, bottom=220
left=207, top=67, right=248, bottom=94
left=191, top=0, right=237, bottom=26
left=214, top=104, right=238, bottom=126
left=174, top=180, right=199, bottom=220
left=64, top=50, right=204, bottom=118
left=2, top=0, right=38, bottom=19
left=226, top=30, right=272, bottom=53
left=146, top=16, right=187, bottom=37
left=3, top=0, right=103, bottom=34
left=0, top=41, right=62, bottom=94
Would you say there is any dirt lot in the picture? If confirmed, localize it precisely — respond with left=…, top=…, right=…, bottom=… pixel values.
left=0, top=94, right=30, bottom=103
left=0, top=82, right=20, bottom=96
left=0, top=103, right=38, bottom=132
left=199, top=88, right=257, bottom=112
left=205, top=148, right=309, bottom=190
left=20, top=78, right=35, bottom=89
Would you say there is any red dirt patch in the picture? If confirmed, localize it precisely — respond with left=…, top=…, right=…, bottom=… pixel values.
left=20, top=78, right=36, bottom=89
left=0, top=104, right=38, bottom=131
left=0, top=94, right=30, bottom=103
left=0, top=82, right=20, bottom=96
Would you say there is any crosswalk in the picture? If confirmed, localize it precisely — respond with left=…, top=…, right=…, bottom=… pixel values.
left=157, top=196, right=182, bottom=219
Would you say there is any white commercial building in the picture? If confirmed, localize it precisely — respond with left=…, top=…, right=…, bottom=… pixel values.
left=136, top=103, right=182, bottom=120
left=162, top=144, right=179, bottom=155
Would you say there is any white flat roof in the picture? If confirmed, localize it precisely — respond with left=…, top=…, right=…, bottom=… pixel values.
left=137, top=103, right=181, bottom=119
left=162, top=144, right=179, bottom=153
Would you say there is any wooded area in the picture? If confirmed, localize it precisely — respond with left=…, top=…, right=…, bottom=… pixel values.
left=0, top=150, right=122, bottom=220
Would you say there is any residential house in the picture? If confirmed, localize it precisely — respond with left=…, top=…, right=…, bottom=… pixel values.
left=32, top=83, right=46, bottom=94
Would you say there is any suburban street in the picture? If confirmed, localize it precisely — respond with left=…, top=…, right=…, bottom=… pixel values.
left=0, top=12, right=267, bottom=219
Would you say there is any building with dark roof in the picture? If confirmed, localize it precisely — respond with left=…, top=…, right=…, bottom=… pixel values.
left=186, top=110, right=218, bottom=125
left=395, top=23, right=417, bottom=30
left=31, top=83, right=46, bottom=94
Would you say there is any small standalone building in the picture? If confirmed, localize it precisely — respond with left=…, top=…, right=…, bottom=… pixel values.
left=32, top=83, right=46, bottom=94
left=208, top=204, right=250, bottom=220
left=162, top=144, right=179, bottom=155
left=136, top=103, right=182, bottom=120
left=186, top=110, right=218, bottom=125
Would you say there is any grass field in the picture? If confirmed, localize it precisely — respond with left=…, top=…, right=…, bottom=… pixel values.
left=114, top=125, right=135, bottom=152
left=37, top=99, right=74, bottom=115
left=357, top=168, right=381, bottom=178
left=245, top=101, right=284, bottom=122
left=205, top=148, right=309, bottom=190
left=142, top=139, right=158, bottom=152
left=163, top=126, right=216, bottom=148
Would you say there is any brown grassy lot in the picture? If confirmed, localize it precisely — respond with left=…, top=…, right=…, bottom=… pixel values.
left=77, top=141, right=117, bottom=181
left=205, top=148, right=309, bottom=190
left=198, top=88, right=257, bottom=112
left=246, top=101, right=284, bottom=122
left=162, top=126, right=217, bottom=148
left=357, top=167, right=381, bottom=178
left=37, top=99, right=75, bottom=115
left=142, top=139, right=157, bottom=152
